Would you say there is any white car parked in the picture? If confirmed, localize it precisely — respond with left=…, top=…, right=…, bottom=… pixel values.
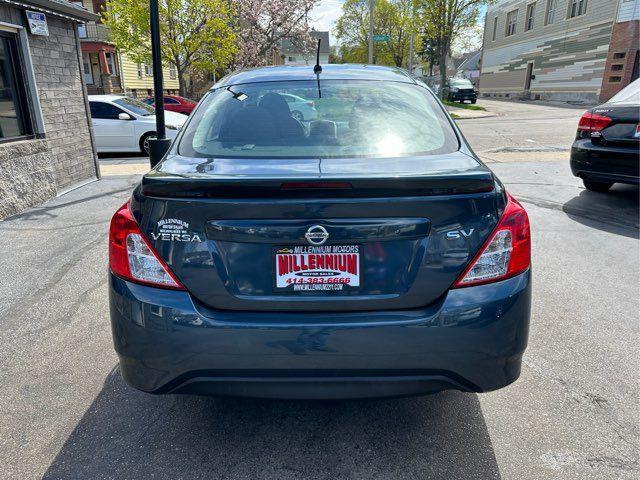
left=281, top=94, right=318, bottom=122
left=88, top=95, right=188, bottom=154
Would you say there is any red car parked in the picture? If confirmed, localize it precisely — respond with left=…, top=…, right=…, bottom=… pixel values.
left=143, top=95, right=197, bottom=115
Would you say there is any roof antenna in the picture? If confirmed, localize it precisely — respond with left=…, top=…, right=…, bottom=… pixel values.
left=314, top=37, right=322, bottom=98
left=313, top=37, right=322, bottom=74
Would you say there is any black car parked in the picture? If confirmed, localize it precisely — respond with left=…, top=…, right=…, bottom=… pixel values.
left=442, top=78, right=478, bottom=104
left=570, top=79, right=640, bottom=192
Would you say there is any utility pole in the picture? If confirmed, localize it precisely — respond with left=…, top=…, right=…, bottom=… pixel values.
left=408, top=2, right=415, bottom=74
left=368, top=0, right=374, bottom=64
left=148, top=0, right=171, bottom=168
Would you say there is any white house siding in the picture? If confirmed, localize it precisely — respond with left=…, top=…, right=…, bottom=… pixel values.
left=480, top=0, right=619, bottom=102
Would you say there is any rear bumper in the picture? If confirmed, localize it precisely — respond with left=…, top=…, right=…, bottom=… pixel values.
left=109, top=270, right=531, bottom=399
left=449, top=92, right=477, bottom=101
left=570, top=139, right=640, bottom=185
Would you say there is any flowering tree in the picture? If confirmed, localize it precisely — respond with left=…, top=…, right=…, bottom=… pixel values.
left=235, top=0, right=318, bottom=67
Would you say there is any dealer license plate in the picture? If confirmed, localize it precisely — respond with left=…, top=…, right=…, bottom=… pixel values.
left=275, top=245, right=360, bottom=292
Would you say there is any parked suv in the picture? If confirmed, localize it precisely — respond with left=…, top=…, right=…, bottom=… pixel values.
left=442, top=78, right=478, bottom=104
left=108, top=65, right=531, bottom=399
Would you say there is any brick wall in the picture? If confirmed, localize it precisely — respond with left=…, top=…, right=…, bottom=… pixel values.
left=0, top=5, right=98, bottom=220
left=599, top=20, right=640, bottom=102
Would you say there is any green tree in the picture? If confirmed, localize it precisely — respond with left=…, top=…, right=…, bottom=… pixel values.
left=418, top=34, right=438, bottom=76
left=335, top=0, right=418, bottom=68
left=416, top=0, right=492, bottom=97
left=103, top=0, right=237, bottom=96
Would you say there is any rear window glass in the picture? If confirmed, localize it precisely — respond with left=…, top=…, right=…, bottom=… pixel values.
left=608, top=79, right=640, bottom=104
left=451, top=79, right=473, bottom=88
left=113, top=97, right=154, bottom=116
left=178, top=80, right=458, bottom=158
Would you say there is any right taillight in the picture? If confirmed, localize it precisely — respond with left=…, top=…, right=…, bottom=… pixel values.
left=577, top=111, right=612, bottom=133
left=453, top=193, right=530, bottom=288
left=109, top=202, right=185, bottom=290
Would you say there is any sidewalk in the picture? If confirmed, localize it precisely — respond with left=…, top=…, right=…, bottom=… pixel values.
left=99, top=156, right=150, bottom=176
left=445, top=104, right=497, bottom=120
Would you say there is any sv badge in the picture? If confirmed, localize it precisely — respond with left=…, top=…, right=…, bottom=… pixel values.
left=446, top=228, right=474, bottom=239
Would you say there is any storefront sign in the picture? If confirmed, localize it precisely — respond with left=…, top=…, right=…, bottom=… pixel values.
left=26, top=11, right=49, bottom=36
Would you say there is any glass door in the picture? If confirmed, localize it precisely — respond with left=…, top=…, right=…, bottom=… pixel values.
left=82, top=52, right=94, bottom=85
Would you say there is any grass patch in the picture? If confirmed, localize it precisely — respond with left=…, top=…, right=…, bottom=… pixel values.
left=450, top=113, right=460, bottom=119
left=443, top=99, right=487, bottom=111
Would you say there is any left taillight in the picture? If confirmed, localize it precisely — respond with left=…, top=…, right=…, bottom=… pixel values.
left=453, top=193, right=531, bottom=288
left=109, top=202, right=185, bottom=290
left=577, top=111, right=612, bottom=134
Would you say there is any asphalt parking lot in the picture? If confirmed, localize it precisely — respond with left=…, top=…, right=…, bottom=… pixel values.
left=0, top=100, right=638, bottom=479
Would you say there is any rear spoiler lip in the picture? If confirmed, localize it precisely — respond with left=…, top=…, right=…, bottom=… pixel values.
left=140, top=172, right=496, bottom=199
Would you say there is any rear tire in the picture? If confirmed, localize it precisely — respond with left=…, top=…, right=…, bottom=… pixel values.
left=583, top=179, right=613, bottom=192
left=140, top=132, right=156, bottom=156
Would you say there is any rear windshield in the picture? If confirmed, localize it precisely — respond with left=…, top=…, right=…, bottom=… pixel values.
left=114, top=97, right=154, bottom=116
left=451, top=79, right=473, bottom=88
left=178, top=80, right=458, bottom=158
left=608, top=79, right=639, bottom=105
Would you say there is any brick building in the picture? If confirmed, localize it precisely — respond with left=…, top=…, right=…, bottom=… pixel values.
left=479, top=0, right=640, bottom=103
left=599, top=0, right=640, bottom=101
left=0, top=0, right=99, bottom=220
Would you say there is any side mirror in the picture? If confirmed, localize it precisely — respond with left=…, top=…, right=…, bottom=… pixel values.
left=118, top=112, right=132, bottom=121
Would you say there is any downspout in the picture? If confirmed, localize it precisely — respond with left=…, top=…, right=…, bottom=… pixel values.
left=73, top=21, right=100, bottom=180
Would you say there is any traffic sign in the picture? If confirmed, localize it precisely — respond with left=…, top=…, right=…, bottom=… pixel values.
left=373, top=34, right=389, bottom=42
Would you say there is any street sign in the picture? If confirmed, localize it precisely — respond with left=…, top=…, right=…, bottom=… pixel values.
left=26, top=11, right=48, bottom=36
left=373, top=34, right=389, bottom=42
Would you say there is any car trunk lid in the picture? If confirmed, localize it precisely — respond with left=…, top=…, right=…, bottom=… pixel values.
left=132, top=153, right=501, bottom=312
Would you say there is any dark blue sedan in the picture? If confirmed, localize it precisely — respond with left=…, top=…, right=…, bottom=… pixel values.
left=108, top=64, right=531, bottom=399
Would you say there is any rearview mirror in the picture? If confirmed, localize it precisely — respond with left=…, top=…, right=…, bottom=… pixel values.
left=118, top=112, right=132, bottom=121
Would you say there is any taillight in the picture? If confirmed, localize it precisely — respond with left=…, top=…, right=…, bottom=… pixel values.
left=109, top=202, right=185, bottom=289
left=453, top=193, right=530, bottom=288
left=577, top=111, right=612, bottom=133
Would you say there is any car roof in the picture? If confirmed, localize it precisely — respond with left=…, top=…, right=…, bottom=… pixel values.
left=212, top=64, right=416, bottom=89
left=88, top=94, right=125, bottom=102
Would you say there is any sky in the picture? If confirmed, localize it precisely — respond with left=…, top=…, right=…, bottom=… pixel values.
left=309, top=0, right=345, bottom=45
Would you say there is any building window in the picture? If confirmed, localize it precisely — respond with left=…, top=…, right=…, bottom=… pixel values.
left=568, top=0, right=587, bottom=18
left=611, top=64, right=624, bottom=71
left=169, top=64, right=177, bottom=79
left=526, top=3, right=536, bottom=31
left=608, top=76, right=622, bottom=83
left=505, top=9, right=518, bottom=37
left=545, top=0, right=557, bottom=24
left=0, top=32, right=33, bottom=141
left=613, top=52, right=626, bottom=59
left=104, top=52, right=116, bottom=76
left=492, top=16, right=498, bottom=41
left=137, top=63, right=143, bottom=78
left=144, top=64, right=152, bottom=76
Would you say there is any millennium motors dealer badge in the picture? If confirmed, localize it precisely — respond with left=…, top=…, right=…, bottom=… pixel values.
left=275, top=244, right=360, bottom=292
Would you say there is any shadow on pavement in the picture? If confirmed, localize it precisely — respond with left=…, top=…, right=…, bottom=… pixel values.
left=43, top=368, right=501, bottom=480
left=563, top=185, right=639, bottom=239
